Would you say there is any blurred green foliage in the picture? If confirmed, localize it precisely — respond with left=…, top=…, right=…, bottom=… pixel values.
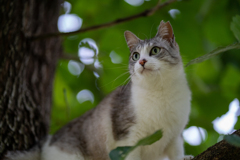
left=231, top=15, right=240, bottom=41
left=50, top=0, right=240, bottom=157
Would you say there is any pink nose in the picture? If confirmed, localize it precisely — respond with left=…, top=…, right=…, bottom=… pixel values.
left=139, top=59, right=147, bottom=66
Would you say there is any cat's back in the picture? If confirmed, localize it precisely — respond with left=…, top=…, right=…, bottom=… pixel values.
left=41, top=84, right=134, bottom=160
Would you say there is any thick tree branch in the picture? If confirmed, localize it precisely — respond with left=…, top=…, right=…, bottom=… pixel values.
left=31, top=0, right=178, bottom=40
left=193, top=129, right=240, bottom=160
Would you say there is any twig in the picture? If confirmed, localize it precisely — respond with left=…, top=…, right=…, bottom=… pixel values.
left=147, top=0, right=162, bottom=16
left=185, top=43, right=240, bottom=67
left=32, top=0, right=178, bottom=40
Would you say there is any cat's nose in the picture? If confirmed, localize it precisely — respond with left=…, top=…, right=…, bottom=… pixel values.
left=139, top=59, right=147, bottom=66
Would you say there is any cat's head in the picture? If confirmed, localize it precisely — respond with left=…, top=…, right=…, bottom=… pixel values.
left=124, top=20, right=183, bottom=84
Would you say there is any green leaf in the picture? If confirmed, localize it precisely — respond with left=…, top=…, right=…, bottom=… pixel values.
left=135, top=130, right=163, bottom=146
left=109, top=130, right=162, bottom=160
left=224, top=134, right=240, bottom=147
left=231, top=15, right=240, bottom=42
left=185, top=43, right=240, bottom=67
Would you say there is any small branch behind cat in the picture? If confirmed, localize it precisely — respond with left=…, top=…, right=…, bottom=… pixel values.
left=31, top=0, right=178, bottom=41
left=147, top=0, right=162, bottom=16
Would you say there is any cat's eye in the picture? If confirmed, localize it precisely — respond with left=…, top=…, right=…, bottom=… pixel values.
left=132, top=52, right=140, bottom=61
left=150, top=47, right=161, bottom=56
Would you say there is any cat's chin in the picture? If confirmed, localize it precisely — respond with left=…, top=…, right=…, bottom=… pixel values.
left=140, top=68, right=152, bottom=74
left=140, top=67, right=159, bottom=74
left=134, top=68, right=160, bottom=78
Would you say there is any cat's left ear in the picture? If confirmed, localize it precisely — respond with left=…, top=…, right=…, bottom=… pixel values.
left=124, top=31, right=140, bottom=50
left=156, top=20, right=175, bottom=44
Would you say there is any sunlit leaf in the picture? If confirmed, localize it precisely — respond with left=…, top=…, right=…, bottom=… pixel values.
left=224, top=134, right=240, bottom=147
left=185, top=43, right=240, bottom=67
left=231, top=15, right=240, bottom=42
left=109, top=130, right=162, bottom=160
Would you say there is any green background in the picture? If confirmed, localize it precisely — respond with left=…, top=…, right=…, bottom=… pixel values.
left=50, top=0, right=240, bottom=156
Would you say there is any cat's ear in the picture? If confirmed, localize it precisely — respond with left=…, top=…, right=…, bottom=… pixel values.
left=156, top=20, right=175, bottom=44
left=124, top=31, right=140, bottom=50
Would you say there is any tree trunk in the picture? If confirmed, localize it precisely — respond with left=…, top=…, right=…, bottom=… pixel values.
left=0, top=0, right=62, bottom=159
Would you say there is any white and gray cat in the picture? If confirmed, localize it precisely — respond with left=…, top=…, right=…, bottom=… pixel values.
left=6, top=21, right=193, bottom=160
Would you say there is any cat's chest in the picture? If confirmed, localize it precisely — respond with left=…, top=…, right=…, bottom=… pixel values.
left=131, top=84, right=189, bottom=136
left=133, top=88, right=174, bottom=123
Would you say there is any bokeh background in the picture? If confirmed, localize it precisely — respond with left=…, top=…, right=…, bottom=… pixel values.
left=50, top=0, right=240, bottom=156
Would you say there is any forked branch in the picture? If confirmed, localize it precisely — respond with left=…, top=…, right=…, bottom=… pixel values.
left=32, top=0, right=178, bottom=40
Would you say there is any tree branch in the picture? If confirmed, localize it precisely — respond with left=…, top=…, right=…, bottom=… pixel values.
left=31, top=0, right=178, bottom=40
left=193, top=129, right=240, bottom=160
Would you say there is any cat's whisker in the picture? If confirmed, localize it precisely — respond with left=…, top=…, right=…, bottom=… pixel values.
left=99, top=71, right=129, bottom=89
left=123, top=75, right=132, bottom=85
left=150, top=22, right=156, bottom=39
left=111, top=76, right=130, bottom=92
left=111, top=71, right=129, bottom=85
left=115, top=63, right=128, bottom=66
left=120, top=76, right=132, bottom=93
left=121, top=72, right=136, bottom=93
left=141, top=33, right=148, bottom=40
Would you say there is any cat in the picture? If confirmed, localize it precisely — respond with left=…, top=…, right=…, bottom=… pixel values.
left=5, top=20, right=193, bottom=160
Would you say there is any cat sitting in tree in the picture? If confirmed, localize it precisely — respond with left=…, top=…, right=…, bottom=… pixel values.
left=6, top=20, right=193, bottom=160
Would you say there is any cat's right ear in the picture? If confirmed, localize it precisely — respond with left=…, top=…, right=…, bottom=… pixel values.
left=124, top=31, right=140, bottom=50
left=156, top=20, right=174, bottom=44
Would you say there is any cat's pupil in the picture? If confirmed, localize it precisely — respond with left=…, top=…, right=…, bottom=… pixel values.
left=154, top=48, right=157, bottom=53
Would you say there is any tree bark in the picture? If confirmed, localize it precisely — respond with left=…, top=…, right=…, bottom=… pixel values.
left=193, top=129, right=240, bottom=160
left=0, top=0, right=62, bottom=159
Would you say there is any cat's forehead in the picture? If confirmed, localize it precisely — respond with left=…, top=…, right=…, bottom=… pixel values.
left=133, top=37, right=169, bottom=53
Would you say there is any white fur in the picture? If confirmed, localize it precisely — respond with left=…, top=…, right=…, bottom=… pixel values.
left=4, top=149, right=40, bottom=160
left=41, top=136, right=83, bottom=160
